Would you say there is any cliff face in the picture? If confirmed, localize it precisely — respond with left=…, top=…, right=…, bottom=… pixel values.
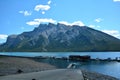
left=0, top=23, right=120, bottom=52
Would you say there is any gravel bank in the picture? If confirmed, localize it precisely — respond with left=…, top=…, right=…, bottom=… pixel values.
left=0, top=56, right=56, bottom=76
left=81, top=70, right=119, bottom=80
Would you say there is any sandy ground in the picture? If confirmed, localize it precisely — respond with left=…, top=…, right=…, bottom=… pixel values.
left=0, top=68, right=118, bottom=80
left=0, top=69, right=84, bottom=80
left=0, top=56, right=56, bottom=76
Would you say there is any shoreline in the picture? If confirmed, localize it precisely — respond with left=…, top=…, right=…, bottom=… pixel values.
left=81, top=70, right=119, bottom=80
left=0, top=55, right=119, bottom=80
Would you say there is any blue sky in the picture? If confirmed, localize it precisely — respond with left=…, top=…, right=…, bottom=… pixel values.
left=0, top=0, right=120, bottom=43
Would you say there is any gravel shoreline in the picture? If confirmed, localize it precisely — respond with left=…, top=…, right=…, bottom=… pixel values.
left=0, top=55, right=56, bottom=76
left=0, top=55, right=119, bottom=80
left=81, top=70, right=119, bottom=80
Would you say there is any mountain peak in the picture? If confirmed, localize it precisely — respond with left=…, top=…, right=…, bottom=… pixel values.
left=0, top=23, right=120, bottom=52
left=57, top=23, right=69, bottom=27
left=48, top=23, right=56, bottom=26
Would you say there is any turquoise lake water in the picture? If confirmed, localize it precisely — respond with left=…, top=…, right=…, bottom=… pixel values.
left=0, top=52, right=120, bottom=79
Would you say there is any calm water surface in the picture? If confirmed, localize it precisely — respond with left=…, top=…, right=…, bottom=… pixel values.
left=0, top=52, right=120, bottom=79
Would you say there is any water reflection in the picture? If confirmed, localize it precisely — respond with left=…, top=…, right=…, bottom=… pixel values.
left=0, top=52, right=120, bottom=79
left=34, top=58, right=120, bottom=79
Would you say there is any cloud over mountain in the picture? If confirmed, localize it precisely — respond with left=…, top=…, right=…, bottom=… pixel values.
left=0, top=34, right=8, bottom=39
left=26, top=18, right=85, bottom=27
left=26, top=18, right=56, bottom=26
left=59, top=21, right=85, bottom=26
left=102, top=30, right=120, bottom=38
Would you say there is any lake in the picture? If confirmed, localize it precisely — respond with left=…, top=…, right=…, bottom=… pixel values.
left=0, top=52, right=120, bottom=79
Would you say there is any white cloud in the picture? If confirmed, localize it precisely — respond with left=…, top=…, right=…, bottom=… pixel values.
left=113, top=0, right=120, bottom=2
left=59, top=21, right=85, bottom=26
left=26, top=18, right=56, bottom=26
left=95, top=18, right=103, bottom=23
left=48, top=0, right=51, bottom=4
left=34, top=0, right=51, bottom=14
left=27, top=19, right=85, bottom=27
left=42, top=11, right=45, bottom=14
left=102, top=30, right=120, bottom=38
left=89, top=25, right=95, bottom=28
left=0, top=34, right=8, bottom=39
left=19, top=11, right=32, bottom=16
left=89, top=25, right=101, bottom=28
left=34, top=5, right=50, bottom=11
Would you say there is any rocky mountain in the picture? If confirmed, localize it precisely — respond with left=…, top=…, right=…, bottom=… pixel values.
left=0, top=23, right=120, bottom=52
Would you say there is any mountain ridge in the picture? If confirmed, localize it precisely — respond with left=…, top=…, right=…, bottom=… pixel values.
left=0, top=23, right=120, bottom=52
